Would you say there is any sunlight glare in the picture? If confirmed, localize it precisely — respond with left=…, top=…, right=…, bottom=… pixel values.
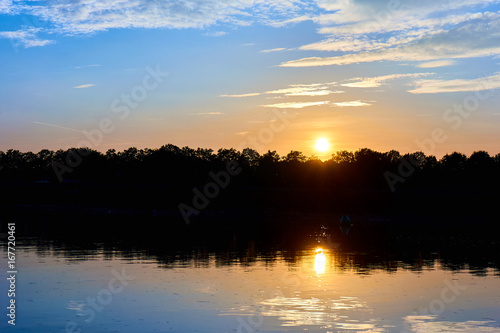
left=315, top=138, right=330, bottom=153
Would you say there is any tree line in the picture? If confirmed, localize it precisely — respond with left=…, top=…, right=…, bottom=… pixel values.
left=1, top=145, right=499, bottom=192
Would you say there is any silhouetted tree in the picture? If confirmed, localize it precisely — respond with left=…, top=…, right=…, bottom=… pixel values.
left=332, top=150, right=354, bottom=164
left=216, top=148, right=240, bottom=163
left=241, top=148, right=260, bottom=168
left=283, top=150, right=307, bottom=163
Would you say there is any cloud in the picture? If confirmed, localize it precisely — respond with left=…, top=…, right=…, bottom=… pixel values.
left=265, top=82, right=343, bottom=96
left=282, top=90, right=338, bottom=96
left=313, top=0, right=495, bottom=29
left=261, top=101, right=330, bottom=109
left=266, top=86, right=329, bottom=96
left=221, top=82, right=344, bottom=99
left=332, top=101, right=372, bottom=107
left=267, top=15, right=312, bottom=28
left=73, top=84, right=95, bottom=89
left=203, top=31, right=227, bottom=37
left=341, top=73, right=434, bottom=88
left=0, top=0, right=13, bottom=14
left=3, top=0, right=500, bottom=66
left=316, top=11, right=485, bottom=37
left=2, top=0, right=317, bottom=39
left=220, top=93, right=261, bottom=98
left=260, top=48, right=286, bottom=53
left=341, top=81, right=380, bottom=88
left=299, top=34, right=422, bottom=53
left=74, top=64, right=101, bottom=69
left=0, top=28, right=55, bottom=48
left=417, top=60, right=456, bottom=68
left=0, top=0, right=334, bottom=49
left=408, top=73, right=500, bottom=94
left=280, top=10, right=500, bottom=67
left=290, top=83, right=333, bottom=87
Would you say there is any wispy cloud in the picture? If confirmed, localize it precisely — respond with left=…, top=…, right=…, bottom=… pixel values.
left=265, top=82, right=343, bottom=97
left=260, top=48, right=286, bottom=53
left=417, top=60, right=456, bottom=68
left=266, top=86, right=330, bottom=96
left=196, top=112, right=225, bottom=115
left=0, top=28, right=54, bottom=48
left=261, top=101, right=330, bottom=109
left=0, top=0, right=12, bottom=14
left=341, top=73, right=434, bottom=88
left=73, top=84, right=95, bottom=89
left=221, top=82, right=344, bottom=99
left=268, top=15, right=312, bottom=28
left=74, top=64, right=101, bottom=69
left=408, top=73, right=500, bottom=94
left=332, top=101, right=372, bottom=107
left=203, top=31, right=227, bottom=37
left=220, top=93, right=260, bottom=98
left=290, top=83, right=336, bottom=87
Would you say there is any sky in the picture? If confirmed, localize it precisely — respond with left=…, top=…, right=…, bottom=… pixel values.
left=1, top=0, right=500, bottom=159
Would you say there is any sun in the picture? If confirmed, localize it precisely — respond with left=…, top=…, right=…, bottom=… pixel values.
left=315, top=138, right=330, bottom=153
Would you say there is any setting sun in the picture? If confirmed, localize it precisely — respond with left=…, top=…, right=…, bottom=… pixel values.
left=315, top=138, right=330, bottom=153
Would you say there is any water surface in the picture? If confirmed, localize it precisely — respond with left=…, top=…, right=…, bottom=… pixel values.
left=1, top=238, right=499, bottom=333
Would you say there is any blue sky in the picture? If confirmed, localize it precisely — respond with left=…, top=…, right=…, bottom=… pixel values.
left=1, top=0, right=500, bottom=158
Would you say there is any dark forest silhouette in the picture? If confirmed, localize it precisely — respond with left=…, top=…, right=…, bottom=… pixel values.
left=1, top=145, right=499, bottom=225
left=1, top=145, right=499, bottom=187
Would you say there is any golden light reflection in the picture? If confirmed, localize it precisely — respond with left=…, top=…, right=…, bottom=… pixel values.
left=258, top=295, right=368, bottom=328
left=314, top=248, right=326, bottom=275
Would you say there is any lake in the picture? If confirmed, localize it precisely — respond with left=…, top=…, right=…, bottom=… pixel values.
left=1, top=231, right=500, bottom=333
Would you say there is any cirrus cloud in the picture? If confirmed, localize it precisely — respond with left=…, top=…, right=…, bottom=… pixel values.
left=408, top=72, right=500, bottom=94
left=280, top=9, right=500, bottom=68
left=220, top=93, right=261, bottom=98
left=261, top=101, right=330, bottom=109
left=260, top=47, right=287, bottom=53
left=341, top=73, right=435, bottom=88
left=73, top=84, right=95, bottom=89
left=417, top=60, right=457, bottom=68
left=0, top=28, right=54, bottom=48
left=332, top=100, right=372, bottom=107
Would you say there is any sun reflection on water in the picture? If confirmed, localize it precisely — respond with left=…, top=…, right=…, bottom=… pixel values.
left=315, top=248, right=326, bottom=275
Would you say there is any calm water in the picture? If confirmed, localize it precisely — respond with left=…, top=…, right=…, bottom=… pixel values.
left=1, top=237, right=500, bottom=333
